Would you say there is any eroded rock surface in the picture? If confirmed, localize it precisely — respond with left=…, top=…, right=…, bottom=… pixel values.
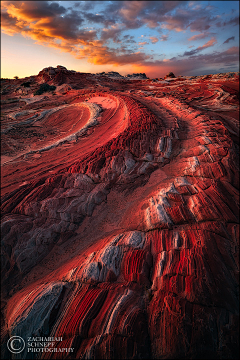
left=1, top=67, right=239, bottom=359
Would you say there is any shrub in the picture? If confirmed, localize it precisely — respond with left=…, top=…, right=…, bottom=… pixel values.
left=34, top=83, right=56, bottom=95
left=21, top=81, right=31, bottom=87
left=14, top=76, right=19, bottom=80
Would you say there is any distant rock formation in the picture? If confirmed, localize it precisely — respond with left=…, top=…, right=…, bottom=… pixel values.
left=164, top=71, right=176, bottom=79
left=56, top=65, right=67, bottom=70
left=36, top=66, right=70, bottom=84
left=95, top=72, right=148, bottom=80
left=125, top=73, right=148, bottom=79
left=104, top=71, right=125, bottom=79
left=38, top=65, right=67, bottom=75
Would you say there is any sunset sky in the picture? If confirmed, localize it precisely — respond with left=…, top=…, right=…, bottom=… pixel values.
left=1, top=1, right=239, bottom=79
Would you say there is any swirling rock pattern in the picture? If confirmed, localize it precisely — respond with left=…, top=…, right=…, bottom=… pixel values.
left=1, top=68, right=239, bottom=359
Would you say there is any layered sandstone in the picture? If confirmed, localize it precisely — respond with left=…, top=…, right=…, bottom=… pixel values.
left=1, top=67, right=239, bottom=359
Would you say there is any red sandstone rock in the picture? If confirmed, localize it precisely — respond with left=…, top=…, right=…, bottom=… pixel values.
left=164, top=71, right=176, bottom=79
left=1, top=67, right=239, bottom=359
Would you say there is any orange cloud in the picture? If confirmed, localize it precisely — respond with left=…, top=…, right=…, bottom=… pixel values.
left=118, top=1, right=148, bottom=23
left=224, top=46, right=239, bottom=55
left=5, top=1, right=67, bottom=21
left=197, top=37, right=217, bottom=50
left=76, top=45, right=150, bottom=66
left=149, top=36, right=159, bottom=44
left=1, top=1, right=151, bottom=67
left=182, top=36, right=217, bottom=56
left=188, top=32, right=211, bottom=41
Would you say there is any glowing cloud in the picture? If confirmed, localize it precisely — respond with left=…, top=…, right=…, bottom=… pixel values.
left=149, top=36, right=159, bottom=44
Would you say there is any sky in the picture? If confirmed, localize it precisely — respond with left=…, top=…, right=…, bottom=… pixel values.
left=1, top=1, right=239, bottom=78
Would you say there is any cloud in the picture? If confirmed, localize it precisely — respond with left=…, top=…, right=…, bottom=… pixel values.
left=1, top=10, right=26, bottom=35
left=122, top=34, right=137, bottom=44
left=1, top=1, right=239, bottom=74
left=188, top=16, right=211, bottom=31
left=223, top=46, right=239, bottom=55
left=160, top=35, right=169, bottom=41
left=104, top=0, right=187, bottom=29
left=5, top=1, right=66, bottom=20
left=75, top=45, right=151, bottom=65
left=1, top=1, right=161, bottom=67
left=197, top=37, right=217, bottom=50
left=1, top=1, right=113, bottom=65
left=182, top=37, right=217, bottom=56
left=160, top=14, right=188, bottom=32
left=101, top=24, right=124, bottom=42
left=159, top=5, right=220, bottom=33
left=132, top=46, right=239, bottom=78
left=188, top=32, right=211, bottom=41
left=149, top=36, right=158, bottom=44
left=217, top=16, right=239, bottom=28
left=223, top=36, right=235, bottom=44
left=82, top=12, right=106, bottom=24
left=117, top=1, right=150, bottom=29
left=1, top=1, right=85, bottom=41
left=2, top=0, right=232, bottom=45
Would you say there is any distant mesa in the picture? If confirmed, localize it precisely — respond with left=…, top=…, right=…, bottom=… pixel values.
left=95, top=71, right=148, bottom=80
left=104, top=71, right=125, bottom=79
left=38, top=65, right=68, bottom=76
left=126, top=73, right=148, bottom=79
left=36, top=67, right=150, bottom=81
left=106, top=71, right=122, bottom=76
left=164, top=71, right=176, bottom=79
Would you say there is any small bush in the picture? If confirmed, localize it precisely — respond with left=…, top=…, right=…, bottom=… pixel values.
left=6, top=98, right=19, bottom=103
left=21, top=81, right=31, bottom=87
left=34, top=83, right=56, bottom=95
left=14, top=76, right=19, bottom=80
